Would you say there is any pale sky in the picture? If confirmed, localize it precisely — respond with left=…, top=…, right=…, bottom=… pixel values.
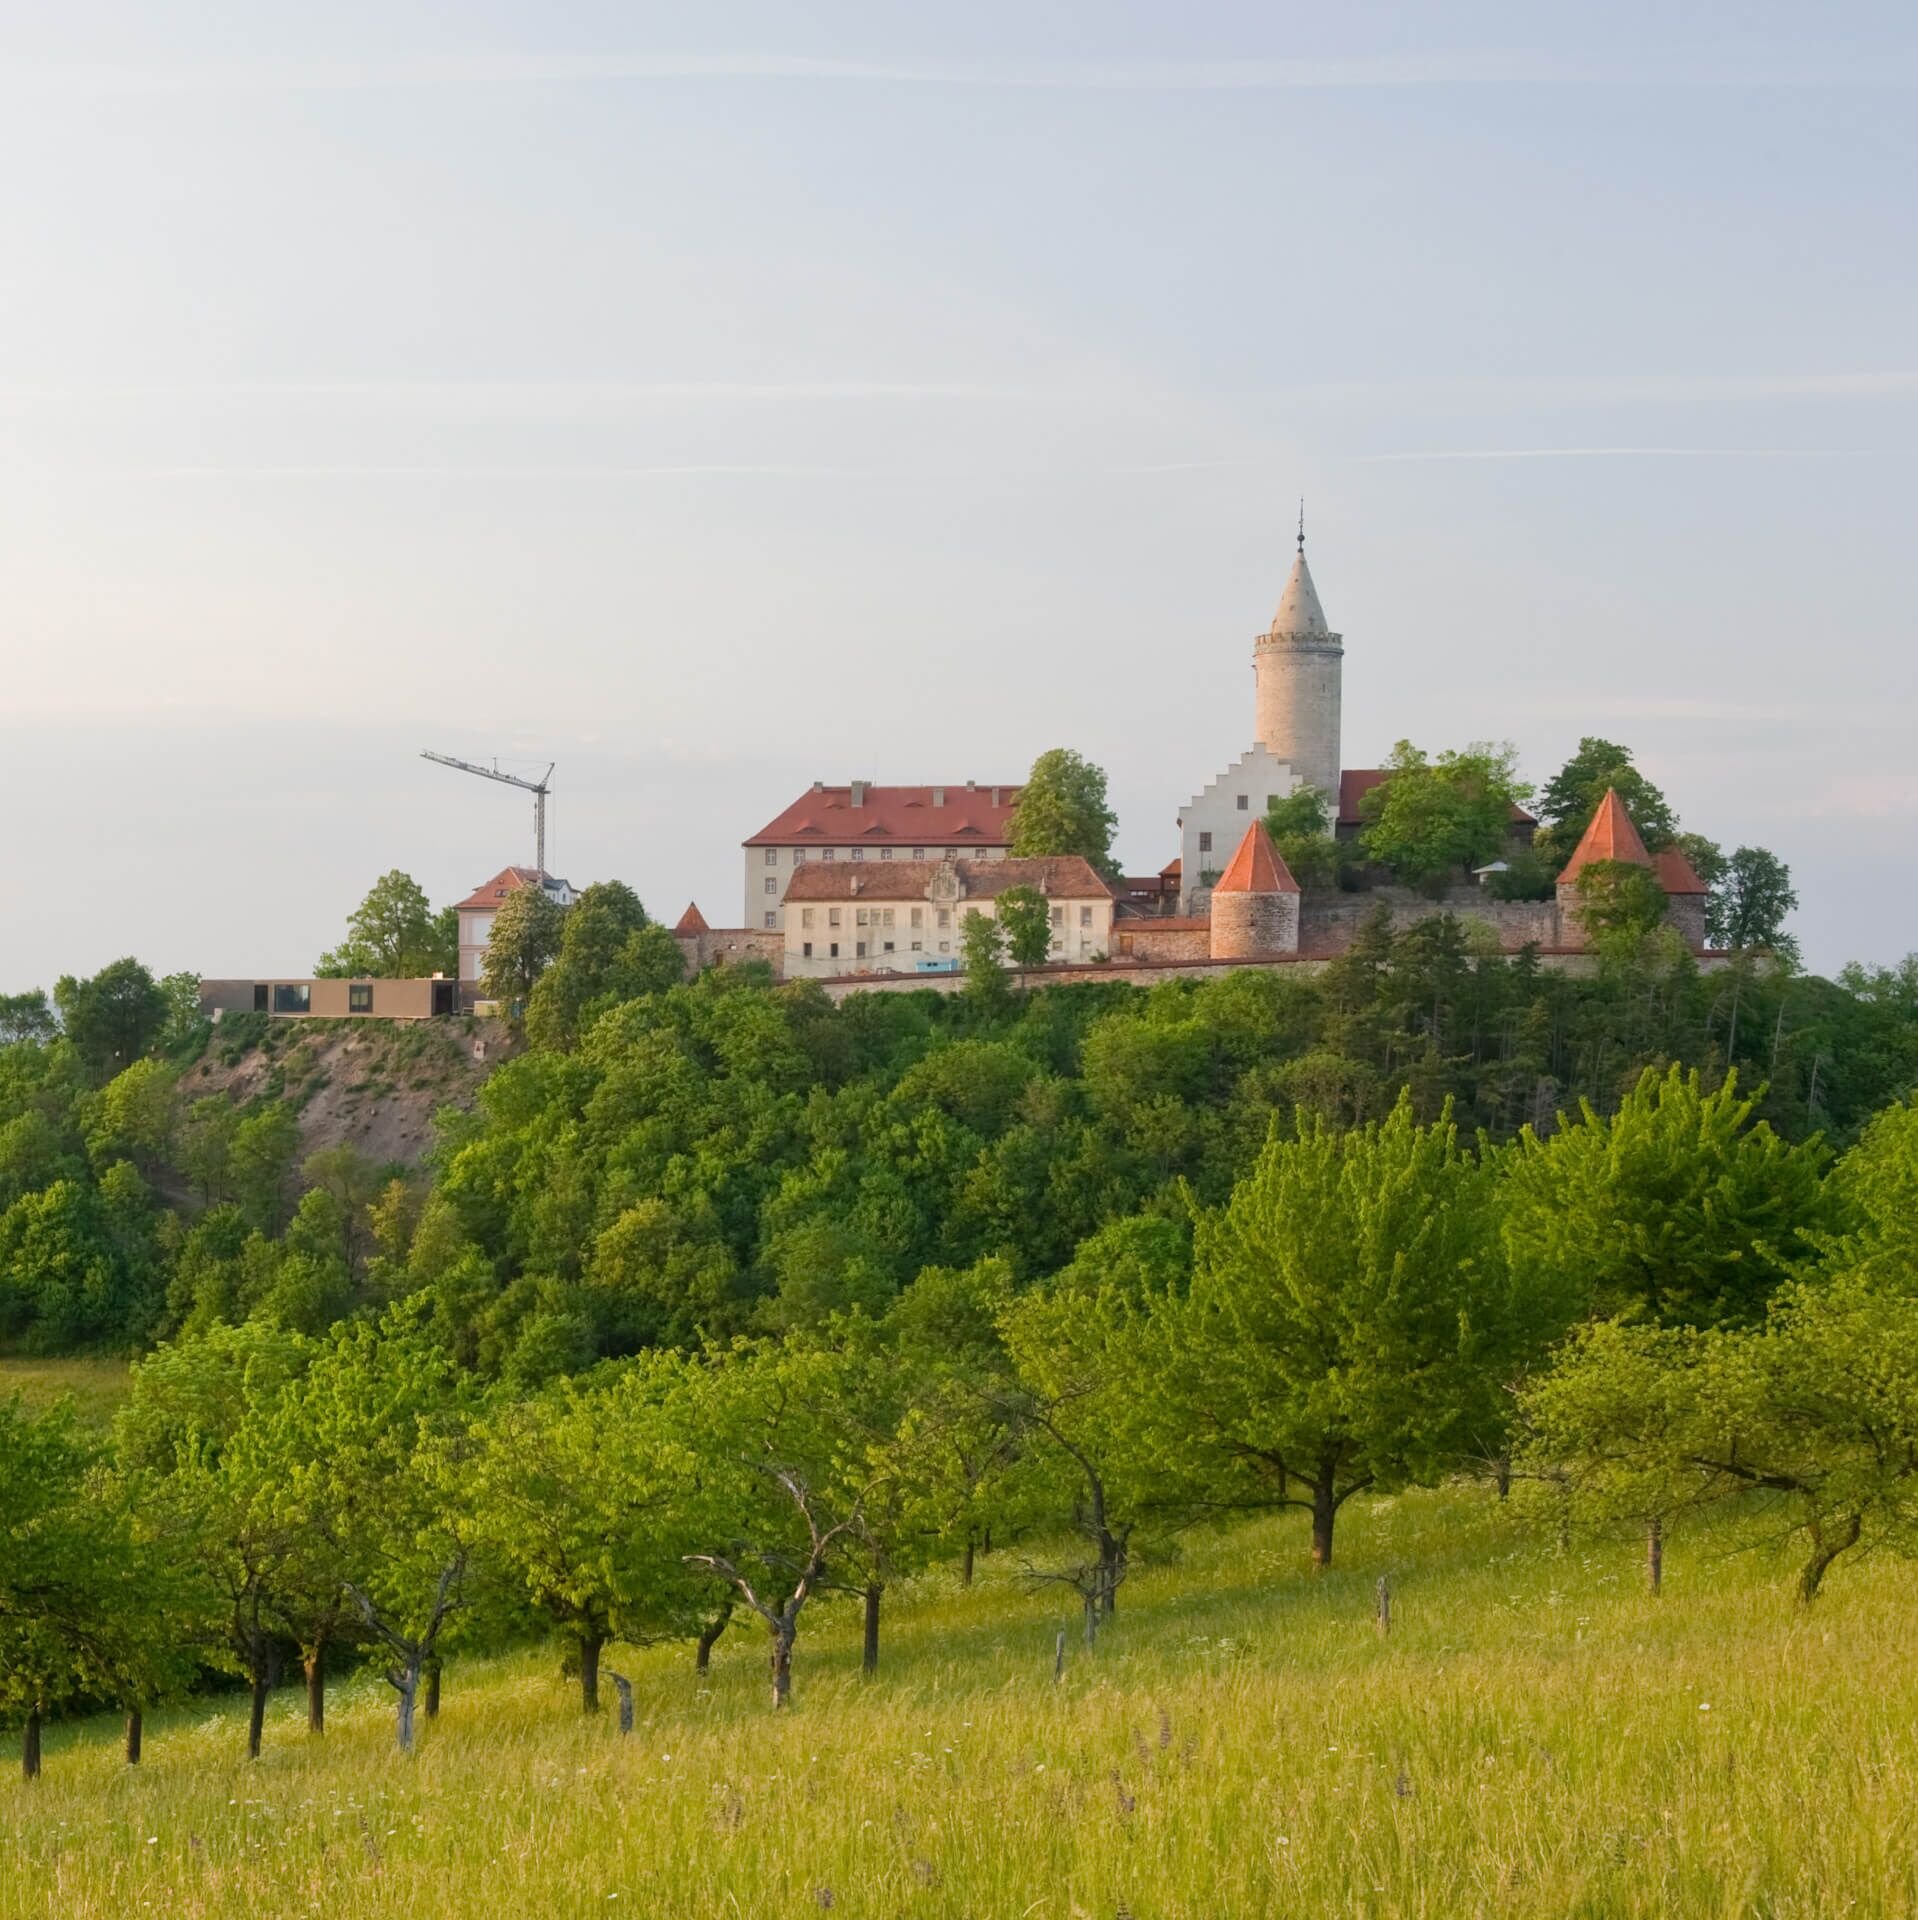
left=3, top=1, right=1914, bottom=986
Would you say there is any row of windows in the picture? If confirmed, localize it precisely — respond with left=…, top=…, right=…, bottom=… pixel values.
left=800, top=939, right=954, bottom=961
left=764, top=845, right=1004, bottom=866
left=253, top=983, right=373, bottom=1014
left=797, top=905, right=954, bottom=931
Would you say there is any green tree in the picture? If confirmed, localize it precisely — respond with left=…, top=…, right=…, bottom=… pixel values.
left=1009, top=748, right=1121, bottom=882
left=1536, top=738, right=1679, bottom=865
left=464, top=1358, right=712, bottom=1712
left=524, top=882, right=683, bottom=1050
left=1358, top=741, right=1531, bottom=891
left=316, top=870, right=445, bottom=978
left=1712, top=846, right=1799, bottom=957
left=481, top=884, right=567, bottom=1011
left=960, top=910, right=1010, bottom=1010
left=1168, top=1097, right=1526, bottom=1568
left=1501, top=1065, right=1830, bottom=1330
left=0, top=991, right=57, bottom=1046
left=1263, top=785, right=1343, bottom=888
left=157, top=972, right=206, bottom=1052
left=53, top=959, right=168, bottom=1083
left=994, top=885, right=1053, bottom=969
left=1572, top=858, right=1669, bottom=947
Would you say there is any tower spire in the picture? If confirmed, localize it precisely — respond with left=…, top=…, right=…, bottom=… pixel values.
left=1297, top=498, right=1305, bottom=554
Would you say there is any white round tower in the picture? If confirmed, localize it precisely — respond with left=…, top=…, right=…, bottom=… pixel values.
left=1253, top=518, right=1343, bottom=808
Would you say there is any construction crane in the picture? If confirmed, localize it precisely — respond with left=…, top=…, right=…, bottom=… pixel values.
left=422, top=751, right=555, bottom=874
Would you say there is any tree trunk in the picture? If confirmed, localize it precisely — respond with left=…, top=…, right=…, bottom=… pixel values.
left=696, top=1602, right=731, bottom=1675
left=247, top=1665, right=269, bottom=1761
left=1798, top=1512, right=1863, bottom=1605
left=862, top=1584, right=882, bottom=1675
left=22, top=1708, right=41, bottom=1781
left=579, top=1632, right=603, bottom=1714
left=769, top=1621, right=795, bottom=1710
left=125, top=1709, right=143, bottom=1766
left=961, top=1534, right=975, bottom=1586
left=1310, top=1476, right=1337, bottom=1570
left=394, top=1662, right=420, bottom=1753
left=305, top=1642, right=326, bottom=1735
left=424, top=1660, right=441, bottom=1719
left=1494, top=1452, right=1512, bottom=1500
left=982, top=1524, right=992, bottom=1557
left=1646, top=1515, right=1664, bottom=1596
left=1083, top=1591, right=1098, bottom=1646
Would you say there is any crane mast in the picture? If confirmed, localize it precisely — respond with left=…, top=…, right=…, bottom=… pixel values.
left=421, top=751, right=555, bottom=874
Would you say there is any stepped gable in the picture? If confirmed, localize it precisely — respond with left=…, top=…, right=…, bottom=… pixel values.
left=1213, top=820, right=1300, bottom=895
left=1558, top=788, right=1653, bottom=883
left=674, top=902, right=711, bottom=934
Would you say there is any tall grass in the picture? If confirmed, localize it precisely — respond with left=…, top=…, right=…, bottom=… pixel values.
left=0, top=1356, right=130, bottom=1425
left=4, top=1488, right=1911, bottom=1918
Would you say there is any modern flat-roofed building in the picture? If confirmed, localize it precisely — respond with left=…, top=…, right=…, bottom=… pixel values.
left=742, top=779, right=1020, bottom=930
left=780, top=854, right=1113, bottom=980
left=199, top=977, right=459, bottom=1020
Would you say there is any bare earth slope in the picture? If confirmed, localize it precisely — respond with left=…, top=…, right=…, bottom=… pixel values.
left=177, top=1016, right=516, bottom=1169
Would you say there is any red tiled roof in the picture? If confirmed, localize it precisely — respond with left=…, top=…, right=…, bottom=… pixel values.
left=674, top=902, right=711, bottom=934
left=1160, top=857, right=1182, bottom=878
left=1653, top=847, right=1708, bottom=895
left=782, top=856, right=1112, bottom=904
left=1558, top=788, right=1653, bottom=883
left=744, top=782, right=1021, bottom=847
left=454, top=866, right=547, bottom=913
left=1213, top=821, right=1300, bottom=895
left=1337, top=768, right=1537, bottom=828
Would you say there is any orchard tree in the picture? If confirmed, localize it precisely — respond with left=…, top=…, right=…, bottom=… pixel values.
left=317, top=870, right=445, bottom=978
left=1168, top=1097, right=1529, bottom=1569
left=680, top=1342, right=892, bottom=1709
left=463, top=1358, right=712, bottom=1713
left=1358, top=741, right=1530, bottom=891
left=1009, top=748, right=1120, bottom=882
left=994, top=886, right=1053, bottom=970
left=481, top=884, right=566, bottom=1010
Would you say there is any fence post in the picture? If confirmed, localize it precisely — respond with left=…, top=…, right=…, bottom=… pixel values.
left=1054, top=1629, right=1066, bottom=1683
left=607, top=1671, right=634, bottom=1734
left=1375, top=1574, right=1391, bottom=1636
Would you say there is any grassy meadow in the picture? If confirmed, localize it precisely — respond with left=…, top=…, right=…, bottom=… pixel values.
left=4, top=1486, right=1913, bottom=1919
left=0, top=1355, right=130, bottom=1426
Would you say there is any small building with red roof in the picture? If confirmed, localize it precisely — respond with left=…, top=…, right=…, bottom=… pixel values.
left=455, top=866, right=574, bottom=998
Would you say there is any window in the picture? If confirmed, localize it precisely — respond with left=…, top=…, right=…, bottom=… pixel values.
left=910, top=907, right=923, bottom=928
left=910, top=940, right=922, bottom=952
left=829, top=908, right=842, bottom=928
left=945, top=848, right=958, bottom=858
left=880, top=846, right=893, bottom=860
left=272, top=983, right=310, bottom=1014
left=856, top=908, right=869, bottom=927
left=764, top=912, right=777, bottom=928
left=1199, top=831, right=1213, bottom=853
left=883, top=941, right=895, bottom=954
left=912, top=847, right=925, bottom=860
left=830, top=941, right=840, bottom=958
left=881, top=909, right=895, bottom=928
left=1237, top=793, right=1249, bottom=811
left=764, top=849, right=778, bottom=865
left=856, top=941, right=867, bottom=958
left=938, top=941, right=950, bottom=954
left=802, top=942, right=813, bottom=959
left=802, top=908, right=815, bottom=929
left=937, top=909, right=951, bottom=929
left=851, top=847, right=864, bottom=861
left=349, top=983, right=373, bottom=1014
left=1050, top=906, right=1063, bottom=926
left=793, top=849, right=806, bottom=863
left=822, top=848, right=836, bottom=862
left=253, top=984, right=269, bottom=1012
left=1079, top=906, right=1092, bottom=926
left=764, top=877, right=778, bottom=894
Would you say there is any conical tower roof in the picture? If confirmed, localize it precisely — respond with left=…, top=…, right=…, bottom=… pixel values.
left=1213, top=819, right=1301, bottom=895
left=1557, top=788, right=1652, bottom=883
left=1269, top=548, right=1330, bottom=638
left=674, top=901, right=711, bottom=934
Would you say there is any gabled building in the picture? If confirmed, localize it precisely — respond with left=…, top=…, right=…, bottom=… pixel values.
left=455, top=866, right=574, bottom=998
left=780, top=855, right=1114, bottom=979
left=742, top=780, right=1021, bottom=930
left=1556, top=788, right=1709, bottom=946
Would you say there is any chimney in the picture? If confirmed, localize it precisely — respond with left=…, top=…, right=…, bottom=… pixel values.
left=932, top=787, right=945, bottom=807
left=850, top=874, right=861, bottom=895
left=966, top=778, right=976, bottom=792
left=850, top=780, right=866, bottom=808
left=811, top=779, right=824, bottom=793
left=990, top=786, right=1001, bottom=807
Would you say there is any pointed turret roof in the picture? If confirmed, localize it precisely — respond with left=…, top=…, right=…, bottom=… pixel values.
left=1269, top=548, right=1330, bottom=638
left=674, top=901, right=711, bottom=934
left=1558, top=788, right=1653, bottom=883
left=1213, top=819, right=1301, bottom=894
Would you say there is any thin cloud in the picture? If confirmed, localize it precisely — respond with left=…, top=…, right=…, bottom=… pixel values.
left=1353, top=445, right=1877, bottom=463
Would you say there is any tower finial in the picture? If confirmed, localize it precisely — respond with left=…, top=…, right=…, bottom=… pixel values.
left=1297, top=498, right=1305, bottom=553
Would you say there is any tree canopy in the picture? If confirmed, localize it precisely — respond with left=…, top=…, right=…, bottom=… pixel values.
left=1009, top=749, right=1121, bottom=882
